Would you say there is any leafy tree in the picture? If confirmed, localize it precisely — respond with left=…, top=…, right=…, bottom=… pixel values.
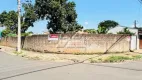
left=22, top=2, right=37, bottom=33
left=117, top=27, right=134, bottom=35
left=21, top=31, right=33, bottom=36
left=0, top=2, right=37, bottom=36
left=97, top=20, right=119, bottom=34
left=98, top=20, right=119, bottom=30
left=84, top=29, right=96, bottom=34
left=35, top=0, right=83, bottom=33
left=1, top=29, right=11, bottom=37
left=0, top=11, right=8, bottom=27
left=0, top=11, right=18, bottom=35
left=97, top=26, right=108, bottom=34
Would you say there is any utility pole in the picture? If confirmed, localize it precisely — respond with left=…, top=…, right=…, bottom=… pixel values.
left=17, top=0, right=21, bottom=52
left=134, top=20, right=137, bottom=28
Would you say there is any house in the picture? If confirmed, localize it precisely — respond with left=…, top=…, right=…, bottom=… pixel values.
left=108, top=25, right=142, bottom=50
left=108, top=25, right=138, bottom=35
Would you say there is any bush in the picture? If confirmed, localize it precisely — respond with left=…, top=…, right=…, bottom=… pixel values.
left=1, top=29, right=11, bottom=37
left=21, top=32, right=33, bottom=37
left=84, top=29, right=96, bottom=34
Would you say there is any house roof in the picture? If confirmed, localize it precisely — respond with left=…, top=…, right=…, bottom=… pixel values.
left=108, top=25, right=138, bottom=34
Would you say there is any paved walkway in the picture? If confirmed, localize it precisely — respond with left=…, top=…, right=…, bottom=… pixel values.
left=0, top=51, right=142, bottom=80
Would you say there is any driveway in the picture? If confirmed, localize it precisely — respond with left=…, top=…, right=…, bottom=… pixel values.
left=0, top=51, right=142, bottom=80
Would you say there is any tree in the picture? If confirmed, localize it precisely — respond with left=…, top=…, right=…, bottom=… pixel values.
left=84, top=29, right=96, bottom=34
left=0, top=11, right=18, bottom=34
left=35, top=0, right=83, bottom=33
left=0, top=2, right=37, bottom=36
left=98, top=20, right=119, bottom=30
left=97, top=26, right=108, bottom=34
left=1, top=29, right=11, bottom=37
left=97, top=20, right=119, bottom=34
left=21, top=2, right=37, bottom=33
left=117, top=27, right=134, bottom=35
left=0, top=11, right=8, bottom=27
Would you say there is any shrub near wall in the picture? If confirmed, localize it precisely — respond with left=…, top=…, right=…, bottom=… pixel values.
left=0, top=34, right=130, bottom=54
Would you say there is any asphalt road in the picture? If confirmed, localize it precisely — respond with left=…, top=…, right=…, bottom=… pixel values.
left=0, top=51, right=142, bottom=80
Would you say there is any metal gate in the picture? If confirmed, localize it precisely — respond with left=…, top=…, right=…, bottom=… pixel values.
left=131, top=36, right=137, bottom=50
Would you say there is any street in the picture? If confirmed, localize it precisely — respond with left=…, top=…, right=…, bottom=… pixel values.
left=0, top=51, right=142, bottom=80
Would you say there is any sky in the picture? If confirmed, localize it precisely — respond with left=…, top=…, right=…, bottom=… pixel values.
left=0, top=0, right=142, bottom=33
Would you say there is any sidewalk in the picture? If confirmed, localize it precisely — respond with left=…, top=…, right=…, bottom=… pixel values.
left=1, top=46, right=142, bottom=63
left=0, top=46, right=99, bottom=63
left=134, top=50, right=142, bottom=54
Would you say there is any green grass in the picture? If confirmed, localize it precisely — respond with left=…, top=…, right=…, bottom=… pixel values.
left=89, top=58, right=103, bottom=63
left=89, top=55, right=142, bottom=63
left=13, top=51, right=23, bottom=55
left=90, top=58, right=97, bottom=63
left=132, top=55, right=142, bottom=60
left=104, top=56, right=132, bottom=63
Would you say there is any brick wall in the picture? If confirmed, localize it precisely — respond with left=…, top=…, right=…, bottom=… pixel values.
left=0, top=34, right=130, bottom=54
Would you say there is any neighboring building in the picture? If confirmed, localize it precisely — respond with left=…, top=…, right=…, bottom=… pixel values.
left=43, top=31, right=49, bottom=34
left=108, top=25, right=142, bottom=50
left=108, top=25, right=138, bottom=35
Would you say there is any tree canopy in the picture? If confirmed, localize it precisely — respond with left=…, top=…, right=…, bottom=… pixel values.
left=97, top=20, right=119, bottom=34
left=97, top=26, right=108, bottom=34
left=0, top=2, right=37, bottom=36
left=0, top=0, right=83, bottom=36
left=98, top=20, right=119, bottom=30
left=0, top=11, right=18, bottom=35
left=35, top=0, right=83, bottom=33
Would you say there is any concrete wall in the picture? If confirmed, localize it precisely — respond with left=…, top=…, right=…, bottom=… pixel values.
left=0, top=34, right=130, bottom=54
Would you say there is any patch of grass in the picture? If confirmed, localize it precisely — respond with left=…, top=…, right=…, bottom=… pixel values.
left=98, top=58, right=103, bottom=62
left=89, top=58, right=102, bottom=63
left=27, top=56, right=41, bottom=60
left=90, top=58, right=97, bottom=63
left=104, top=56, right=132, bottom=63
left=13, top=51, right=23, bottom=55
left=132, top=55, right=142, bottom=60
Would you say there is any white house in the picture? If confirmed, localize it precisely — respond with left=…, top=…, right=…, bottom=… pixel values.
left=108, top=25, right=141, bottom=50
left=108, top=25, right=138, bottom=35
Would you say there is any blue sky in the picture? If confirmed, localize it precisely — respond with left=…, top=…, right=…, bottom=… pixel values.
left=0, top=0, right=142, bottom=33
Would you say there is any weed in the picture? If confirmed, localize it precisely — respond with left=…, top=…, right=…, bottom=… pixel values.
left=104, top=56, right=132, bottom=63
left=98, top=58, right=103, bottom=61
left=13, top=51, right=23, bottom=55
left=73, top=53, right=81, bottom=55
left=90, top=59, right=96, bottom=63
left=89, top=58, right=98, bottom=63
left=28, top=56, right=41, bottom=60
left=132, top=55, right=142, bottom=60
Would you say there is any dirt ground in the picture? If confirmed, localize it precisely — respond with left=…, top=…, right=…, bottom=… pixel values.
left=0, top=46, right=142, bottom=63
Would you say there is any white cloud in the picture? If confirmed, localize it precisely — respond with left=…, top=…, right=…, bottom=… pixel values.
left=85, top=22, right=89, bottom=25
